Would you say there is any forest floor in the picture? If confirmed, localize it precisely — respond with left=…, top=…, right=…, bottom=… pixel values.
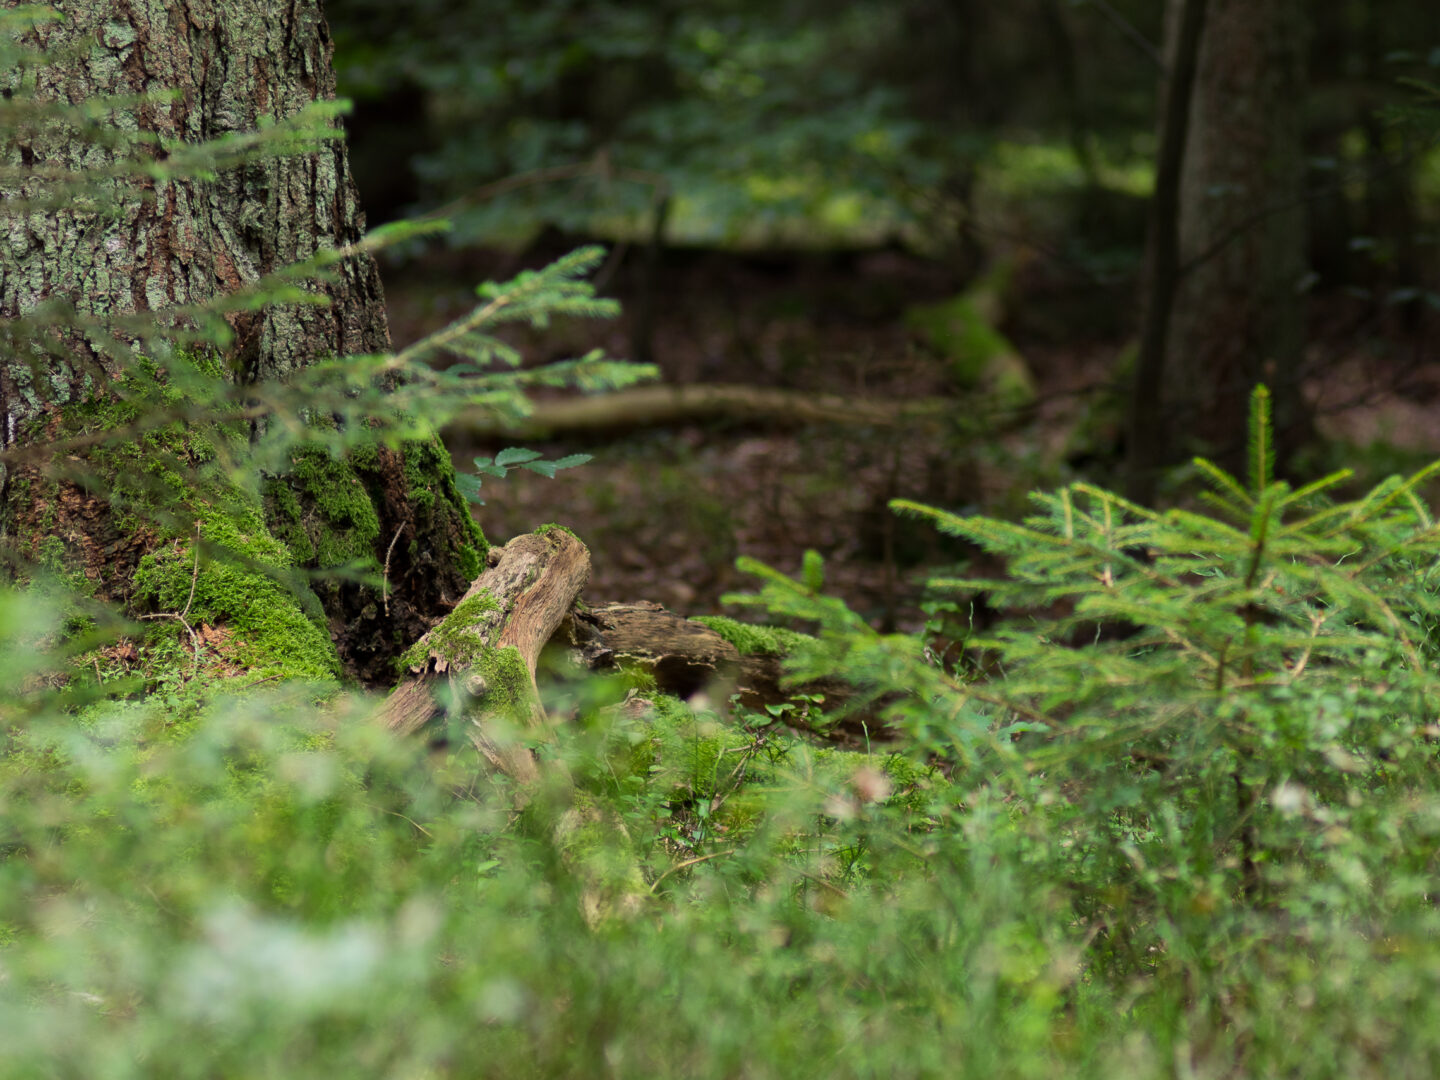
left=382, top=239, right=1440, bottom=632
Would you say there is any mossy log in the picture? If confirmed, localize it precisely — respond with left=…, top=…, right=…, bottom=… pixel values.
left=382, top=546, right=872, bottom=782
left=569, top=601, right=741, bottom=697
left=383, top=527, right=651, bottom=920
left=567, top=601, right=857, bottom=732
left=381, top=528, right=591, bottom=782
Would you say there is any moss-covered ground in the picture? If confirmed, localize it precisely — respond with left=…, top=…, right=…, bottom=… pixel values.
left=8, top=352, right=491, bottom=691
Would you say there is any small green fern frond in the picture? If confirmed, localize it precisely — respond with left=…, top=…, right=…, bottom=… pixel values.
left=1197, top=489, right=1252, bottom=525
left=1158, top=507, right=1253, bottom=547
left=1402, top=490, right=1434, bottom=528
left=1280, top=499, right=1360, bottom=537
left=1069, top=483, right=1159, bottom=521
left=1356, top=459, right=1440, bottom=524
left=891, top=499, right=1058, bottom=554
left=733, top=555, right=800, bottom=588
left=1321, top=573, right=1421, bottom=665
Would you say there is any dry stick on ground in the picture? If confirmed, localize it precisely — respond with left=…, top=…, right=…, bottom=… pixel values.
left=382, top=528, right=591, bottom=784
left=452, top=384, right=958, bottom=439
left=137, top=520, right=204, bottom=678
left=381, top=521, right=407, bottom=619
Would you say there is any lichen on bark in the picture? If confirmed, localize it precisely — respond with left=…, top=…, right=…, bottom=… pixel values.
left=0, top=2, right=490, bottom=686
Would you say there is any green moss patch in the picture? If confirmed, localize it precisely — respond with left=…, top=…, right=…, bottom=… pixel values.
left=397, top=592, right=534, bottom=717
left=470, top=644, right=532, bottom=714
left=266, top=445, right=382, bottom=569
left=400, top=437, right=463, bottom=521
left=131, top=538, right=339, bottom=683
left=693, top=615, right=815, bottom=656
left=399, top=590, right=501, bottom=670
left=904, top=266, right=1036, bottom=408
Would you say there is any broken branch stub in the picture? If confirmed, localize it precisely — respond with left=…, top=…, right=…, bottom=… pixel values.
left=568, top=602, right=863, bottom=737
left=571, top=601, right=741, bottom=698
left=381, top=528, right=590, bottom=781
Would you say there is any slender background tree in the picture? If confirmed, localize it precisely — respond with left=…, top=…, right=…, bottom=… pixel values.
left=1166, top=0, right=1310, bottom=473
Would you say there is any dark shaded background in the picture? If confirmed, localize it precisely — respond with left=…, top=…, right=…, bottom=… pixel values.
left=325, top=0, right=1440, bottom=626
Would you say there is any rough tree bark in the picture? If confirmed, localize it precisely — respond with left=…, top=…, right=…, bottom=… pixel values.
left=0, top=0, right=481, bottom=682
left=0, top=0, right=387, bottom=415
left=1165, top=0, right=1309, bottom=474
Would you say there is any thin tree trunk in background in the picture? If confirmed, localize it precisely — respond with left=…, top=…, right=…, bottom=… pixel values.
left=1356, top=2, right=1420, bottom=335
left=631, top=192, right=671, bottom=368
left=1126, top=0, right=1207, bottom=505
left=1167, top=0, right=1309, bottom=476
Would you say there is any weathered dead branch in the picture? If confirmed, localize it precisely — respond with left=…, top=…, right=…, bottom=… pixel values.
left=381, top=528, right=590, bottom=781
left=452, top=383, right=952, bottom=438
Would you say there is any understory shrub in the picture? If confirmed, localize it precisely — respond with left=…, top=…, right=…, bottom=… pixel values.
left=7, top=389, right=1440, bottom=1077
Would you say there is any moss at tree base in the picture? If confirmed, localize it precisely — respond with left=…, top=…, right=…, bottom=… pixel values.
left=131, top=537, right=340, bottom=683
left=263, top=435, right=488, bottom=686
left=6, top=374, right=489, bottom=688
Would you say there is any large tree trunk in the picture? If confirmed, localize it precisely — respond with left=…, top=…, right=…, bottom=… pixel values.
left=0, top=0, right=482, bottom=683
left=1166, top=0, right=1310, bottom=474
left=0, top=0, right=387, bottom=384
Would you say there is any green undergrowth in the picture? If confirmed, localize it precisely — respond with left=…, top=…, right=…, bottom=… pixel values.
left=42, top=355, right=344, bottom=682
left=599, top=692, right=939, bottom=813
left=11, top=389, right=1440, bottom=1076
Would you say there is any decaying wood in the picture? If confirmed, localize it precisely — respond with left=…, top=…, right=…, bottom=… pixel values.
left=379, top=538, right=879, bottom=922
left=381, top=539, right=870, bottom=780
left=572, top=602, right=742, bottom=697
left=568, top=602, right=857, bottom=729
left=452, top=383, right=953, bottom=438
left=381, top=528, right=590, bottom=781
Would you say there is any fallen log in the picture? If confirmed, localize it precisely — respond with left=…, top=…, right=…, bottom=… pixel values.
left=566, top=601, right=862, bottom=736
left=449, top=383, right=955, bottom=438
left=381, top=526, right=590, bottom=782
left=569, top=601, right=741, bottom=698
left=379, top=527, right=669, bottom=922
left=381, top=540, right=874, bottom=774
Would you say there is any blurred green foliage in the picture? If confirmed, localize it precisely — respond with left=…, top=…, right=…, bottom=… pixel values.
left=9, top=391, right=1440, bottom=1076
left=329, top=0, right=1440, bottom=313
left=11, top=5, right=1440, bottom=1076
left=327, top=0, right=1167, bottom=252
